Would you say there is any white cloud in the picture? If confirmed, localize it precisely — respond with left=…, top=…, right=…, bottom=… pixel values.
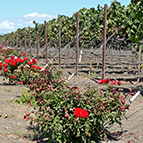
left=17, top=23, right=23, bottom=26
left=17, top=19, right=22, bottom=22
left=24, top=12, right=53, bottom=19
left=0, top=20, right=15, bottom=29
left=0, top=12, right=56, bottom=34
left=24, top=21, right=33, bottom=25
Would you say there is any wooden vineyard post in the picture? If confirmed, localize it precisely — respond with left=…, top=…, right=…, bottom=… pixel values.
left=20, top=39, right=21, bottom=53
left=58, top=17, right=61, bottom=69
left=16, top=31, right=18, bottom=48
left=24, top=27, right=27, bottom=54
left=76, top=12, right=79, bottom=76
left=137, top=40, right=143, bottom=82
left=19, top=31, right=21, bottom=53
left=7, top=39, right=8, bottom=47
left=12, top=32, right=14, bottom=48
left=9, top=36, right=11, bottom=47
left=64, top=44, right=68, bottom=68
left=89, top=46, right=93, bottom=77
left=36, top=24, right=39, bottom=61
left=102, top=4, right=107, bottom=80
left=29, top=27, right=32, bottom=59
left=45, top=21, right=48, bottom=63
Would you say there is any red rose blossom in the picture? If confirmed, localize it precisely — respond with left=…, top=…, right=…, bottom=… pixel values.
left=74, top=107, right=82, bottom=117
left=19, top=81, right=23, bottom=85
left=0, top=63, right=2, bottom=69
left=119, top=96, right=123, bottom=99
left=121, top=105, right=126, bottom=110
left=28, top=61, right=32, bottom=65
left=32, top=65, right=36, bottom=68
left=118, top=81, right=121, bottom=86
left=36, top=66, right=41, bottom=70
left=11, top=61, right=16, bottom=66
left=1, top=49, right=4, bottom=53
left=22, top=53, right=26, bottom=56
left=24, top=57, right=29, bottom=61
left=3, top=63, right=8, bottom=68
left=98, top=79, right=102, bottom=84
left=11, top=75, right=15, bottom=79
left=104, top=78, right=110, bottom=84
left=65, top=114, right=69, bottom=118
left=16, top=58, right=23, bottom=63
left=80, top=110, right=89, bottom=119
left=32, top=59, right=37, bottom=64
left=98, top=78, right=110, bottom=84
left=110, top=80, right=116, bottom=85
left=3, top=68, right=8, bottom=72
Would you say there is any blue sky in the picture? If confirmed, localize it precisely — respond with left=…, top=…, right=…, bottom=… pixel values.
left=0, top=0, right=131, bottom=34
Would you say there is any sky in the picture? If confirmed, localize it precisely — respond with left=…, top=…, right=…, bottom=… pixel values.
left=0, top=0, right=131, bottom=34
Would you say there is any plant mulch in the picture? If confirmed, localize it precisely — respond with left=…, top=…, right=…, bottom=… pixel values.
left=0, top=74, right=143, bottom=143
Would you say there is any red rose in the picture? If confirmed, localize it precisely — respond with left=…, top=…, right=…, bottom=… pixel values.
left=98, top=79, right=102, bottom=84
left=3, top=63, right=8, bottom=68
left=119, top=96, right=123, bottom=99
left=110, top=80, right=116, bottom=85
left=1, top=49, right=4, bottom=53
left=65, top=114, right=69, bottom=118
left=121, top=105, right=126, bottom=110
left=5, top=59, right=10, bottom=64
left=104, top=78, right=110, bottom=84
left=3, top=68, right=8, bottom=72
left=32, top=59, right=37, bottom=64
left=19, top=81, right=23, bottom=85
left=11, top=61, right=16, bottom=66
left=36, top=66, right=41, bottom=70
left=98, top=79, right=108, bottom=84
left=11, top=75, right=15, bottom=79
left=11, top=56, right=14, bottom=59
left=28, top=61, right=32, bottom=65
left=74, top=107, right=82, bottom=117
left=80, top=110, right=89, bottom=119
left=24, top=57, right=29, bottom=61
left=32, top=65, right=36, bottom=68
left=118, top=81, right=121, bottom=86
left=22, top=53, right=26, bottom=56
left=16, top=58, right=23, bottom=63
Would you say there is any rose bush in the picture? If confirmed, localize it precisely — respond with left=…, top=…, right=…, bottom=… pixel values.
left=21, top=74, right=130, bottom=142
left=0, top=46, right=21, bottom=61
left=0, top=49, right=41, bottom=85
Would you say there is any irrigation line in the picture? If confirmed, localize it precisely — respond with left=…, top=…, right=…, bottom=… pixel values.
left=105, top=58, right=138, bottom=65
left=127, top=108, right=143, bottom=119
left=103, top=107, right=143, bottom=134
